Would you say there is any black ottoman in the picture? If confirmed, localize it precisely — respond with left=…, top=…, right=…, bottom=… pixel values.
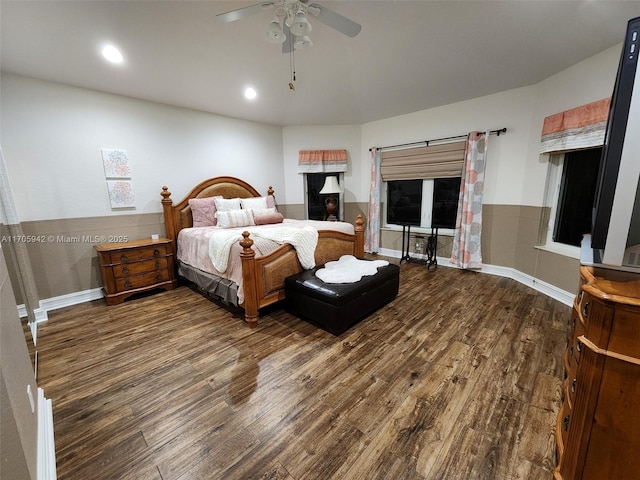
left=285, top=262, right=400, bottom=335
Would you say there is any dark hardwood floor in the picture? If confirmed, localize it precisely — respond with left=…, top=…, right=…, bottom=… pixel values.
left=37, top=261, right=569, bottom=479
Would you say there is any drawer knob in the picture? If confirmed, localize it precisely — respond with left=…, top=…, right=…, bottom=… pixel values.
left=563, top=415, right=570, bottom=431
left=124, top=280, right=131, bottom=288
left=582, top=302, right=589, bottom=317
left=153, top=249, right=160, bottom=256
left=155, top=260, right=161, bottom=267
left=122, top=266, right=129, bottom=274
left=570, top=346, right=574, bottom=357
left=156, top=274, right=163, bottom=281
left=120, top=254, right=128, bottom=262
left=571, top=378, right=577, bottom=393
left=577, top=340, right=582, bottom=353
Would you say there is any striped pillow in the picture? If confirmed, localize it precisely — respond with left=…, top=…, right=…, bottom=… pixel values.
left=215, top=208, right=255, bottom=228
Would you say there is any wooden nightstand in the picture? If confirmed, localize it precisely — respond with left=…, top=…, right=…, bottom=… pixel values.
left=94, top=238, right=177, bottom=305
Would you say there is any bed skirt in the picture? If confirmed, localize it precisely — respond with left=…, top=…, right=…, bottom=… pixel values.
left=178, top=261, right=239, bottom=306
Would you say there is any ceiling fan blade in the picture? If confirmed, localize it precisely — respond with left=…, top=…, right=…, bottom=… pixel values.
left=282, top=24, right=293, bottom=53
left=308, top=3, right=361, bottom=37
left=216, top=2, right=275, bottom=23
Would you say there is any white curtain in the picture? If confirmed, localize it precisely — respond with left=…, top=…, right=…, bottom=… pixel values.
left=0, top=147, right=40, bottom=333
left=365, top=148, right=381, bottom=253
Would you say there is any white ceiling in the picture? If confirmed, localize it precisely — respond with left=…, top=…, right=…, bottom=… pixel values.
left=2, top=1, right=639, bottom=126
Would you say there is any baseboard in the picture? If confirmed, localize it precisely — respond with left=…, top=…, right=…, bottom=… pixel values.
left=37, top=387, right=57, bottom=480
left=17, top=288, right=104, bottom=323
left=378, top=248, right=573, bottom=307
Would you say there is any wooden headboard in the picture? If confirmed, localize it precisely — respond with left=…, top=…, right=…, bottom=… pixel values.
left=160, top=176, right=273, bottom=245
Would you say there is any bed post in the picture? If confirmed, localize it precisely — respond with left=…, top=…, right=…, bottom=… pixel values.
left=161, top=186, right=177, bottom=243
left=239, top=232, right=259, bottom=328
left=354, top=214, right=365, bottom=259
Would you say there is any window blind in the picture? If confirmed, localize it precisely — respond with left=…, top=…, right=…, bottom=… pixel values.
left=298, top=149, right=348, bottom=173
left=539, top=97, right=611, bottom=154
left=380, top=140, right=466, bottom=181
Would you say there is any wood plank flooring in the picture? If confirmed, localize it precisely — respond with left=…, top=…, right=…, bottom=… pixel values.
left=36, top=260, right=570, bottom=479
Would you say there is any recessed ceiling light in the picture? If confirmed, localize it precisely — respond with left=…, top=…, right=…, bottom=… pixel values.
left=244, top=87, right=257, bottom=100
left=101, top=45, right=124, bottom=64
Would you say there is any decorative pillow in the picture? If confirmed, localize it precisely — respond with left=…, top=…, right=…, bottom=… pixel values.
left=214, top=197, right=242, bottom=212
left=251, top=207, right=276, bottom=216
left=240, top=196, right=268, bottom=210
left=216, top=208, right=256, bottom=228
left=253, top=211, right=284, bottom=225
left=189, top=196, right=222, bottom=227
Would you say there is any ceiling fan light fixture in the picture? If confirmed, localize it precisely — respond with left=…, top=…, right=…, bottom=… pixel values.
left=266, top=19, right=286, bottom=43
left=294, top=35, right=313, bottom=50
left=289, top=11, right=312, bottom=36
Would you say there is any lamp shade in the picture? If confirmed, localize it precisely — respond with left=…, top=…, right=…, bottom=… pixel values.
left=294, top=35, right=313, bottom=50
left=319, top=176, right=342, bottom=194
left=266, top=19, right=286, bottom=43
left=290, top=11, right=312, bottom=36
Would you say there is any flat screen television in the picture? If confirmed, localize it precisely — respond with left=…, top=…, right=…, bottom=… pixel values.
left=591, top=16, right=640, bottom=267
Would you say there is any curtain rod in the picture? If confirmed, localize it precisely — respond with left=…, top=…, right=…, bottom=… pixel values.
left=370, top=127, right=507, bottom=152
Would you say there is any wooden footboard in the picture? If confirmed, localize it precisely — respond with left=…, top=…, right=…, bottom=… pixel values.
left=239, top=217, right=365, bottom=327
left=161, top=176, right=365, bottom=328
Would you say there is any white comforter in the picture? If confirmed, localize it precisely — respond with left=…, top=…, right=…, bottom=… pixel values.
left=177, top=219, right=354, bottom=304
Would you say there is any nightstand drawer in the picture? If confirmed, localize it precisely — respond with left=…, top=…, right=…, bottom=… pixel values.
left=115, top=269, right=170, bottom=292
left=112, top=257, right=168, bottom=277
left=109, top=244, right=169, bottom=264
left=95, top=238, right=176, bottom=305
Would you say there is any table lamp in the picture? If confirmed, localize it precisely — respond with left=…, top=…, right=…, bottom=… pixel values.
left=319, top=176, right=342, bottom=221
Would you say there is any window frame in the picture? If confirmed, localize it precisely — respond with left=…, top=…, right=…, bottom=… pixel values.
left=382, top=178, right=459, bottom=235
left=303, top=172, right=345, bottom=221
left=540, top=148, right=602, bottom=258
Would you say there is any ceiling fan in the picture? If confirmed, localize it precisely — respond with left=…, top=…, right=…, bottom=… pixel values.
left=216, top=0, right=362, bottom=53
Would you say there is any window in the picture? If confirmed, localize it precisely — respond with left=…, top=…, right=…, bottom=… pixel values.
left=305, top=173, right=343, bottom=221
left=385, top=177, right=461, bottom=229
left=545, top=147, right=602, bottom=248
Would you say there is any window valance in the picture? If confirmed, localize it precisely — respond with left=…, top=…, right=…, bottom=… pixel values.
left=380, top=140, right=466, bottom=181
left=539, top=97, right=611, bottom=154
left=298, top=149, right=348, bottom=173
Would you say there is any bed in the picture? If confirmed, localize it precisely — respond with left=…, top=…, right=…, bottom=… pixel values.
left=161, top=176, right=365, bottom=327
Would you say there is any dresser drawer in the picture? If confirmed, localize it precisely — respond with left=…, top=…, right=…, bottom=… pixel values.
left=95, top=238, right=176, bottom=305
left=109, top=244, right=170, bottom=264
left=112, top=257, right=168, bottom=277
left=115, top=269, right=170, bottom=292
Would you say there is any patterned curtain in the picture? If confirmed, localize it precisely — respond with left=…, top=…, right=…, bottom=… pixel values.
left=365, top=148, right=381, bottom=253
left=450, top=131, right=489, bottom=269
left=298, top=150, right=348, bottom=173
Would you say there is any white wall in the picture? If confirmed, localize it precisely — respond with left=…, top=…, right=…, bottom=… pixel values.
left=520, top=44, right=622, bottom=206
left=2, top=43, right=623, bottom=222
left=282, top=125, right=362, bottom=204
left=1, top=74, right=284, bottom=222
left=358, top=43, right=622, bottom=208
left=361, top=86, right=537, bottom=206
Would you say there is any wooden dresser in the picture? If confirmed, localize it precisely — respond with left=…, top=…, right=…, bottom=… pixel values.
left=95, top=238, right=177, bottom=305
left=554, top=265, right=640, bottom=479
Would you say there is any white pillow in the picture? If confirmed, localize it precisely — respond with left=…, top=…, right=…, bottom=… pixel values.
left=214, top=197, right=242, bottom=212
left=216, top=208, right=255, bottom=228
left=251, top=207, right=276, bottom=216
left=240, top=196, right=268, bottom=210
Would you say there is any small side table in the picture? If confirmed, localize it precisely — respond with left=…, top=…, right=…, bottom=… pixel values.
left=94, top=238, right=176, bottom=305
